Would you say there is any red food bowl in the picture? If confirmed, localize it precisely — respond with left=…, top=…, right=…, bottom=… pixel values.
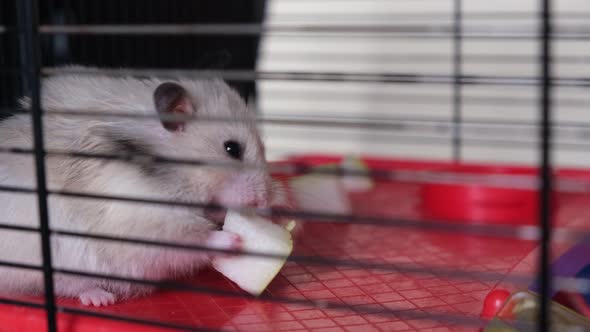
left=421, top=164, right=558, bottom=225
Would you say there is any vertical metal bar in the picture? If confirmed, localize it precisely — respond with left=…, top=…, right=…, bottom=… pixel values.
left=0, top=11, right=5, bottom=115
left=538, top=0, right=552, bottom=331
left=452, top=0, right=462, bottom=161
left=252, top=0, right=268, bottom=109
left=16, top=1, right=58, bottom=332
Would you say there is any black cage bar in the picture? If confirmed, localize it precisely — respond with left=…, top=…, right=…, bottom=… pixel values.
left=15, top=1, right=57, bottom=331
left=538, top=0, right=553, bottom=330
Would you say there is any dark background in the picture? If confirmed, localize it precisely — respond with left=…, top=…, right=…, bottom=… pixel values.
left=0, top=0, right=266, bottom=120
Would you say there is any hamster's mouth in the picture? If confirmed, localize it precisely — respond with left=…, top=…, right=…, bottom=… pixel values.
left=204, top=206, right=227, bottom=230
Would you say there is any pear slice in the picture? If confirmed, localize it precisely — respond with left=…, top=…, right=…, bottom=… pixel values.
left=289, top=172, right=351, bottom=215
left=341, top=156, right=374, bottom=192
left=212, top=212, right=294, bottom=296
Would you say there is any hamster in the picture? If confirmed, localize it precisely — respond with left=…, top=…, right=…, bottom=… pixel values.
left=0, top=67, right=286, bottom=306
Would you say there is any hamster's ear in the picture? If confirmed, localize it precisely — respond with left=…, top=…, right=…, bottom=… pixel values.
left=153, top=82, right=195, bottom=132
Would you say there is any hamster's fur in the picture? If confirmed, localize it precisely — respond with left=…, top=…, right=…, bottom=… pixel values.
left=0, top=68, right=279, bottom=306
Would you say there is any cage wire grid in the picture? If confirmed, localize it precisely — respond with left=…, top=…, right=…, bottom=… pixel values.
left=0, top=0, right=587, bottom=331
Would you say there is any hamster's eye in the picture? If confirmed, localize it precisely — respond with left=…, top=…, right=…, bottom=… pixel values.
left=224, top=140, right=243, bottom=160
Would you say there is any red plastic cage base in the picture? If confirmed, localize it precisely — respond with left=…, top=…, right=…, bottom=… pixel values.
left=2, top=155, right=590, bottom=332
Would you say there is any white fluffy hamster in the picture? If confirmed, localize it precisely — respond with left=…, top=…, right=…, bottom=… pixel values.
left=0, top=67, right=285, bottom=306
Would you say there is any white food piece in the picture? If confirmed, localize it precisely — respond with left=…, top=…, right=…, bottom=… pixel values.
left=212, top=212, right=293, bottom=296
left=289, top=174, right=351, bottom=215
left=340, top=156, right=374, bottom=192
left=284, top=220, right=297, bottom=232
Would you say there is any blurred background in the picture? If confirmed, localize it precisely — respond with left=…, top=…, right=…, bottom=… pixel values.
left=0, top=0, right=264, bottom=117
left=258, top=0, right=590, bottom=166
left=1, top=0, right=589, bottom=165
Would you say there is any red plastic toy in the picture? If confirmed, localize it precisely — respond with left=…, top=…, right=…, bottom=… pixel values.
left=480, top=289, right=511, bottom=319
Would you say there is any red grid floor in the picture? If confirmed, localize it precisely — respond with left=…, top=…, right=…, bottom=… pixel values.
left=1, top=160, right=590, bottom=332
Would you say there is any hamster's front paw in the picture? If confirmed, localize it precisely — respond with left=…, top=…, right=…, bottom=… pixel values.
left=206, top=231, right=242, bottom=257
left=78, top=287, right=116, bottom=307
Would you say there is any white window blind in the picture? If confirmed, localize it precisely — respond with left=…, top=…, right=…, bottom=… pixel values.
left=258, top=0, right=590, bottom=167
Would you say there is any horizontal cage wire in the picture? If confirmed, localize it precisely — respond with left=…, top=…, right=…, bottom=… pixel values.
left=0, top=0, right=588, bottom=331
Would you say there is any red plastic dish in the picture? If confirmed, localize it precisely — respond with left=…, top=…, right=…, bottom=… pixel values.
left=421, top=164, right=554, bottom=225
left=283, top=155, right=590, bottom=225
